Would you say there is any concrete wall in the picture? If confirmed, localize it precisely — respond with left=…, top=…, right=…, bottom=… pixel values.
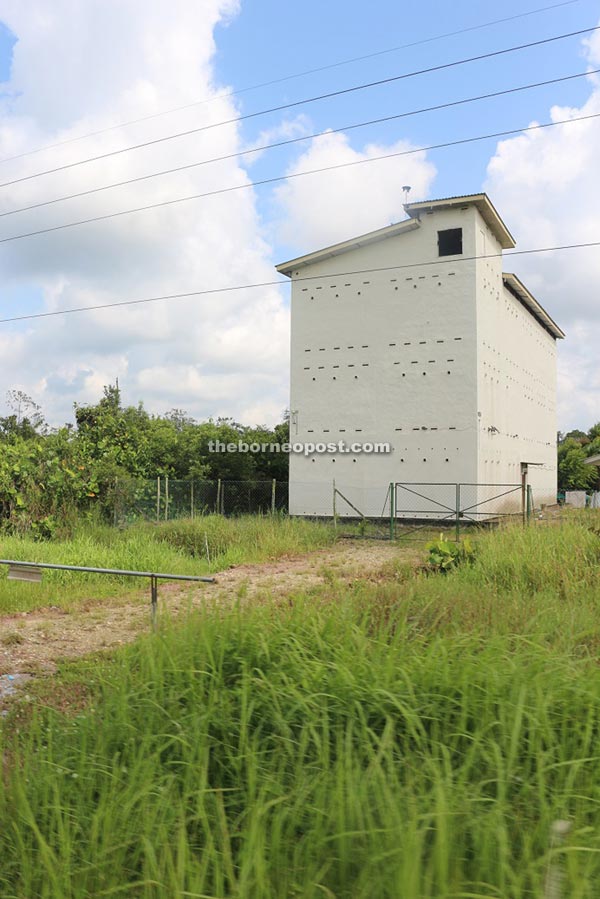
left=474, top=210, right=558, bottom=509
left=289, top=206, right=481, bottom=516
left=288, top=203, right=559, bottom=517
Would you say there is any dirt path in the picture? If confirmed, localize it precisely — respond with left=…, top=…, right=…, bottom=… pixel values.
left=0, top=541, right=412, bottom=680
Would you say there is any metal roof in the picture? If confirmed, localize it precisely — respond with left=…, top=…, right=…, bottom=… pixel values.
left=584, top=453, right=600, bottom=466
left=502, top=273, right=565, bottom=340
left=404, top=193, right=515, bottom=249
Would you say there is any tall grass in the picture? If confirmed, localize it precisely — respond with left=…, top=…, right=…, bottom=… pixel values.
left=2, top=516, right=600, bottom=896
left=0, top=515, right=335, bottom=614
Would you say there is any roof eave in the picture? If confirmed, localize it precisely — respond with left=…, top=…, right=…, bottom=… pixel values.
left=405, top=193, right=516, bottom=250
left=502, top=273, right=565, bottom=340
left=276, top=218, right=420, bottom=276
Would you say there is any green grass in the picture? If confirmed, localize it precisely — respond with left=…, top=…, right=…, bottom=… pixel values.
left=2, top=514, right=600, bottom=897
left=0, top=515, right=336, bottom=614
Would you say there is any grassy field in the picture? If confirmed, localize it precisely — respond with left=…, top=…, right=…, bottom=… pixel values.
left=0, top=515, right=336, bottom=614
left=1, top=514, right=600, bottom=897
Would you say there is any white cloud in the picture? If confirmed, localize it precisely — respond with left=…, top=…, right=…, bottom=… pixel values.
left=0, top=0, right=289, bottom=427
left=272, top=129, right=436, bottom=251
left=485, top=31, right=600, bottom=433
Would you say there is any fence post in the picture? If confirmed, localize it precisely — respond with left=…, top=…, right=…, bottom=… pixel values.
left=156, top=476, right=161, bottom=522
left=333, top=479, right=337, bottom=530
left=455, top=483, right=461, bottom=543
left=389, top=482, right=395, bottom=540
left=216, top=479, right=221, bottom=515
left=221, top=481, right=226, bottom=515
left=164, top=475, right=169, bottom=521
left=527, top=484, right=533, bottom=522
left=271, top=479, right=276, bottom=515
left=191, top=480, right=195, bottom=520
left=521, top=464, right=528, bottom=527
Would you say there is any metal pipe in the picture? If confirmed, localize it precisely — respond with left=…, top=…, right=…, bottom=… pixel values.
left=0, top=559, right=215, bottom=582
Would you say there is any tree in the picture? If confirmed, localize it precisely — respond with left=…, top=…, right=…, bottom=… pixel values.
left=557, top=439, right=597, bottom=491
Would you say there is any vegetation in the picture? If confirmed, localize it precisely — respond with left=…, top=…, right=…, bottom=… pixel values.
left=0, top=515, right=335, bottom=614
left=2, top=515, right=600, bottom=896
left=425, top=532, right=475, bottom=572
left=557, top=425, right=600, bottom=491
left=0, top=385, right=289, bottom=536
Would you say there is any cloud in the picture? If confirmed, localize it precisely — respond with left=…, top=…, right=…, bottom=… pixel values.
left=484, top=29, right=600, bottom=432
left=271, top=129, right=436, bottom=252
left=0, top=0, right=289, bottom=427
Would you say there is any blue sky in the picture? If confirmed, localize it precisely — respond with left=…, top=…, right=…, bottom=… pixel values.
left=212, top=0, right=598, bottom=256
left=0, top=0, right=598, bottom=430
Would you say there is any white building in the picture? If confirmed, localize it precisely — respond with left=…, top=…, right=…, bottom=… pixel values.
left=276, top=194, right=564, bottom=519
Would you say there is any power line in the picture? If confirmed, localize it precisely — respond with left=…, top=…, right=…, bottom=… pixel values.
left=0, top=240, right=596, bottom=325
left=0, top=0, right=582, bottom=167
left=1, top=68, right=595, bottom=221
left=0, top=111, right=597, bottom=246
left=0, top=24, right=596, bottom=192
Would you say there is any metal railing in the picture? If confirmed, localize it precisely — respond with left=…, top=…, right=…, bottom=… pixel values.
left=1, top=559, right=216, bottom=628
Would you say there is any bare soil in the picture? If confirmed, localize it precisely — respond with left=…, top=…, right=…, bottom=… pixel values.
left=0, top=541, right=414, bottom=679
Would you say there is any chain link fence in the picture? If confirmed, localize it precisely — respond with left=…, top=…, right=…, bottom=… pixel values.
left=113, top=477, right=288, bottom=523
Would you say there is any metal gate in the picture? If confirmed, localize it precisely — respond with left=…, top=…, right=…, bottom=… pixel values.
left=392, top=482, right=524, bottom=539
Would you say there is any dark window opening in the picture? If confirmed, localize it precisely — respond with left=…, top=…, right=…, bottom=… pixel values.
left=438, top=228, right=463, bottom=257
